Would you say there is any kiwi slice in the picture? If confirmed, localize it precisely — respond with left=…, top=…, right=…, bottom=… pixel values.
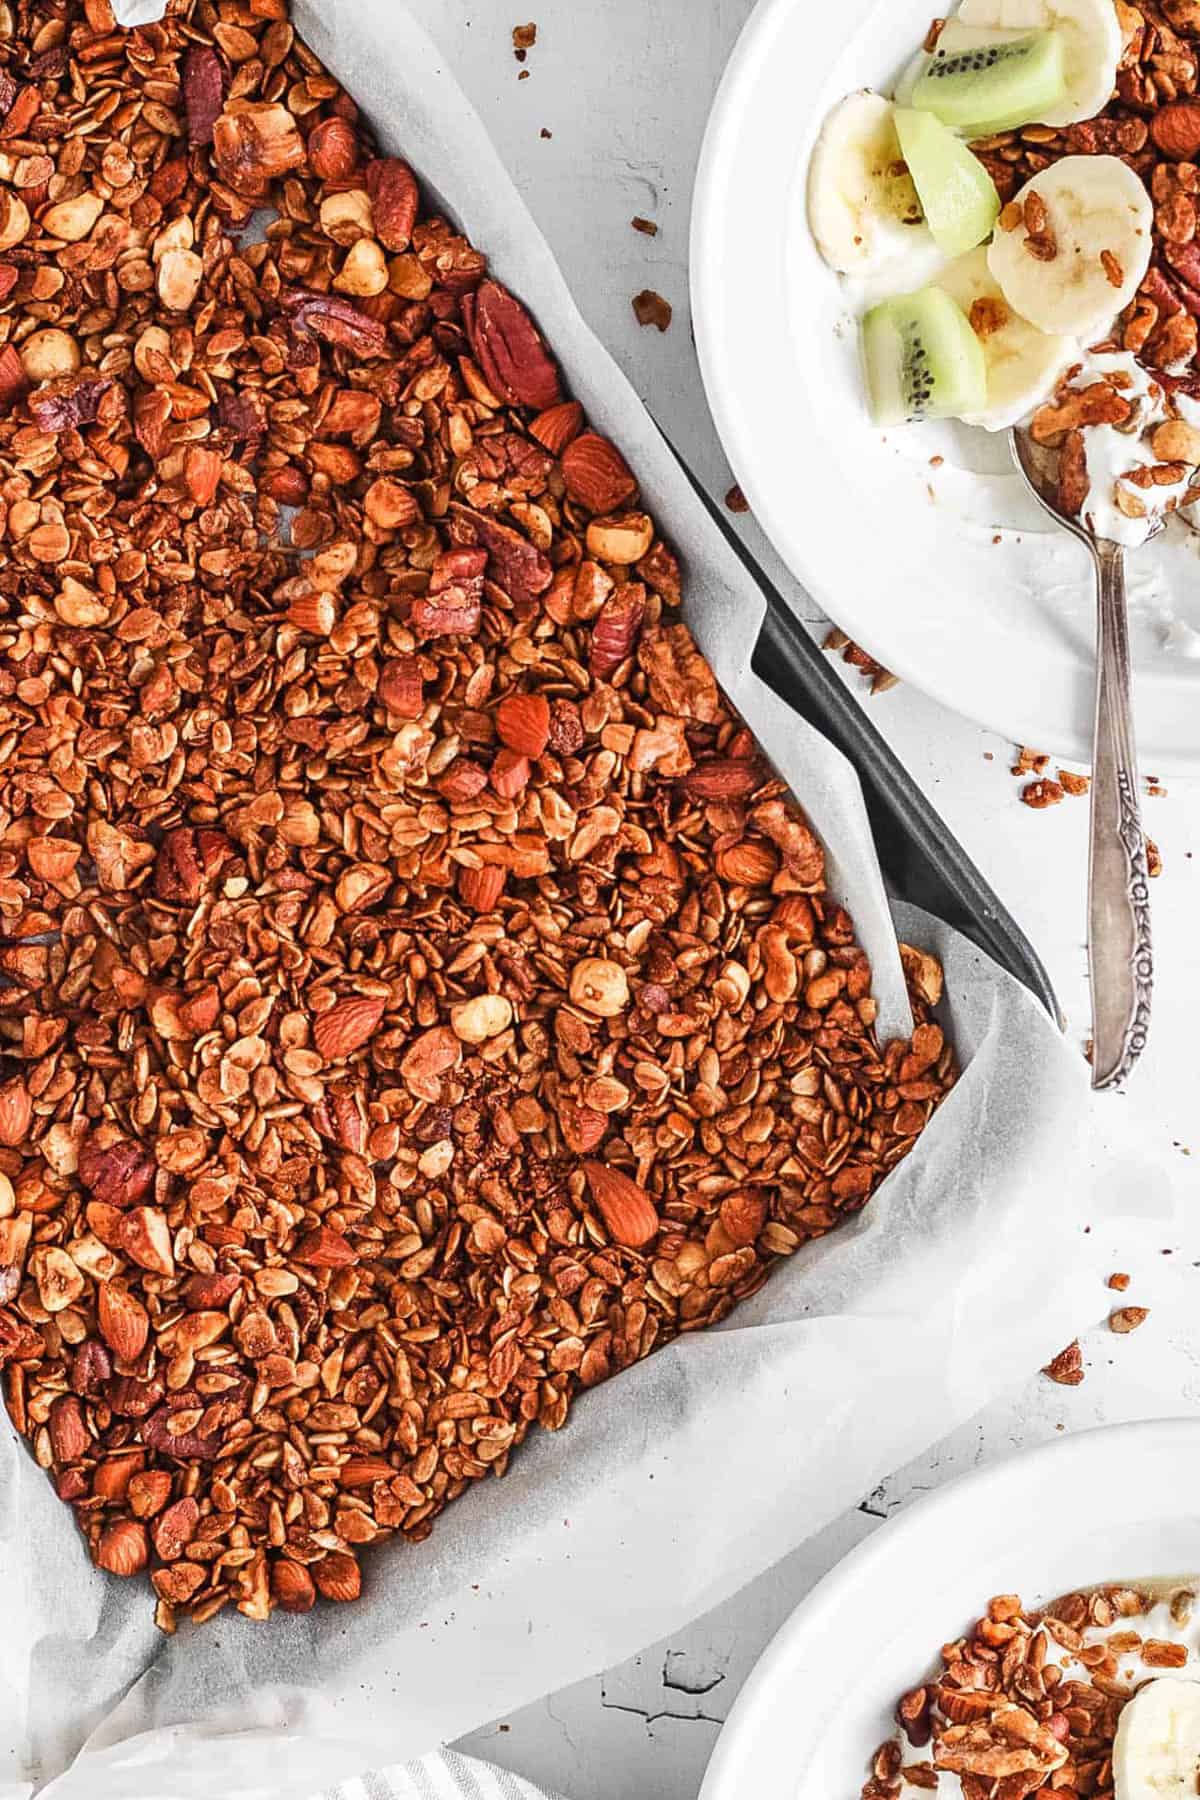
left=912, top=26, right=1067, bottom=137
left=861, top=288, right=987, bottom=427
left=894, top=107, right=999, bottom=257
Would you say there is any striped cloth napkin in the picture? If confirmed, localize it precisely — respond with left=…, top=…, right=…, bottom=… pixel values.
left=322, top=1752, right=565, bottom=1800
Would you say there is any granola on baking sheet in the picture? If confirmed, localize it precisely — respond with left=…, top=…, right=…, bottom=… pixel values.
left=0, top=1, right=956, bottom=1626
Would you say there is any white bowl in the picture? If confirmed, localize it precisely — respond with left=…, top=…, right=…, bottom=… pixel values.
left=700, top=1419, right=1200, bottom=1800
left=691, top=0, right=1200, bottom=770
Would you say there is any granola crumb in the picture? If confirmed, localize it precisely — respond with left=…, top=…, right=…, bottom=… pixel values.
left=540, top=127, right=552, bottom=139
left=513, top=21, right=537, bottom=58
left=1147, top=837, right=1163, bottom=878
left=631, top=216, right=659, bottom=236
left=1058, top=769, right=1091, bottom=796
left=1021, top=778, right=1065, bottom=809
left=725, top=483, right=750, bottom=514
left=518, top=68, right=530, bottom=80
left=632, top=288, right=672, bottom=332
left=1013, top=746, right=1050, bottom=776
left=1108, top=1272, right=1131, bottom=1291
left=1110, top=1306, right=1150, bottom=1334
left=1043, top=1340, right=1085, bottom=1385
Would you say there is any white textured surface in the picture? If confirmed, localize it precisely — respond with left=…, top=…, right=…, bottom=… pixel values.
left=381, top=2, right=1200, bottom=1795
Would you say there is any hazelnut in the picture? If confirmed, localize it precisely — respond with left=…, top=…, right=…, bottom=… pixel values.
left=21, top=328, right=80, bottom=383
left=320, top=188, right=374, bottom=245
left=1151, top=418, right=1200, bottom=465
left=157, top=247, right=204, bottom=313
left=585, top=511, right=655, bottom=565
left=334, top=237, right=388, bottom=297
left=569, top=956, right=629, bottom=1018
left=450, top=993, right=514, bottom=1044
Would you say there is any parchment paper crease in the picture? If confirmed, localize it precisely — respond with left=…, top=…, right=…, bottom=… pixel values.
left=0, top=4, right=1125, bottom=1795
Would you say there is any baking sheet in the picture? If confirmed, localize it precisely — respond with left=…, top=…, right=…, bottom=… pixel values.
left=0, top=4, right=1143, bottom=1795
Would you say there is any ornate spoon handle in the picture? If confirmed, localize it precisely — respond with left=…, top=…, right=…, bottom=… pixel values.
left=1088, top=538, right=1153, bottom=1090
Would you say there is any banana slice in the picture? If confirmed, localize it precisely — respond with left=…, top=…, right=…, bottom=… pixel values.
left=1113, top=1675, right=1200, bottom=1800
left=953, top=0, right=1122, bottom=127
left=807, top=90, right=932, bottom=275
left=987, top=154, right=1152, bottom=337
left=937, top=246, right=1077, bottom=428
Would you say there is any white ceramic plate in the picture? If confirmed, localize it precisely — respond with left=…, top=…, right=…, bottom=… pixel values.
left=691, top=0, right=1200, bottom=770
left=699, top=1419, right=1200, bottom=1800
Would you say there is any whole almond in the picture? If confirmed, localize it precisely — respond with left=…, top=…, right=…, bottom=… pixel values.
left=48, top=1393, right=90, bottom=1463
left=96, top=1518, right=149, bottom=1577
left=562, top=432, right=638, bottom=514
left=458, top=863, right=506, bottom=912
left=128, top=1468, right=173, bottom=1518
left=98, top=1282, right=150, bottom=1361
left=293, top=1224, right=358, bottom=1267
left=530, top=399, right=584, bottom=455
left=339, top=1455, right=396, bottom=1487
left=496, top=691, right=550, bottom=757
left=313, top=1549, right=362, bottom=1602
left=582, top=1160, right=660, bottom=1249
left=682, top=760, right=763, bottom=802
left=153, top=1496, right=200, bottom=1561
left=313, top=995, right=385, bottom=1060
left=715, top=840, right=779, bottom=886
left=272, top=1558, right=317, bottom=1613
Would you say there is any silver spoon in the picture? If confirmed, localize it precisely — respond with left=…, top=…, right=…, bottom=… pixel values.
left=1010, top=427, right=1154, bottom=1090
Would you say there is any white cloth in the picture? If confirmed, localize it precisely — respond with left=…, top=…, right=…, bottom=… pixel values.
left=323, top=1753, right=565, bottom=1800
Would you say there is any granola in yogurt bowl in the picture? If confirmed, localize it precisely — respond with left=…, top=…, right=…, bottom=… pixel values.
left=869, top=1582, right=1200, bottom=1800
left=807, top=0, right=1200, bottom=551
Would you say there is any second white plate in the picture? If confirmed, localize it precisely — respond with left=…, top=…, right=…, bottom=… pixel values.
left=691, top=0, right=1200, bottom=770
left=700, top=1418, right=1200, bottom=1800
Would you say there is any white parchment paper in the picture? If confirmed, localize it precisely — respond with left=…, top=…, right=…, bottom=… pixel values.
left=0, top=5, right=1136, bottom=1796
